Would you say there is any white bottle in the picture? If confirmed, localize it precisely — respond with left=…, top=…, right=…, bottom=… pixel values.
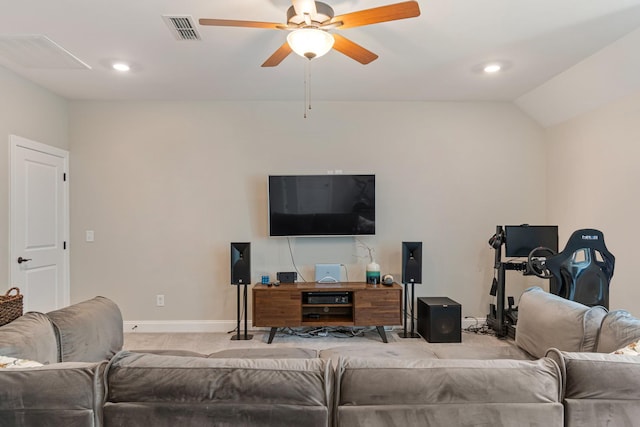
left=366, top=261, right=381, bottom=285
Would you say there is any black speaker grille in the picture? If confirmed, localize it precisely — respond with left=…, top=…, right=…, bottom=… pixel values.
left=402, top=241, right=422, bottom=283
left=231, top=242, right=251, bottom=285
left=436, top=314, right=456, bottom=335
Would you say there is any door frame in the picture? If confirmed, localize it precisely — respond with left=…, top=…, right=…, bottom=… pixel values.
left=9, top=134, right=70, bottom=308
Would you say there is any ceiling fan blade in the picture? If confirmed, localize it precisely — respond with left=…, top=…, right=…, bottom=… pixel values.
left=261, top=42, right=293, bottom=67
left=332, top=34, right=378, bottom=65
left=198, top=18, right=284, bottom=30
left=330, top=1, right=420, bottom=30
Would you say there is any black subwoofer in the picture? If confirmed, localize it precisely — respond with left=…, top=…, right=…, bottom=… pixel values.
left=417, top=297, right=461, bottom=343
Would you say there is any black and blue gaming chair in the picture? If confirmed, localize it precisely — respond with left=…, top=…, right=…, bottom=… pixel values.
left=545, top=229, right=615, bottom=309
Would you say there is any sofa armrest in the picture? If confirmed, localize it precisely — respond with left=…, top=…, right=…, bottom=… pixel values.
left=515, top=286, right=607, bottom=358
left=0, top=361, right=106, bottom=427
left=47, top=296, right=123, bottom=362
left=0, top=312, right=58, bottom=364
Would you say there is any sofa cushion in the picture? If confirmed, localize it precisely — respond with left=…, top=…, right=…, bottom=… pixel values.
left=208, top=347, right=318, bottom=359
left=596, top=310, right=640, bottom=353
left=335, top=356, right=563, bottom=427
left=547, top=350, right=640, bottom=427
left=47, top=296, right=123, bottom=362
left=130, top=349, right=208, bottom=357
left=320, top=344, right=437, bottom=367
left=0, top=361, right=106, bottom=427
left=104, top=351, right=332, bottom=427
left=516, top=286, right=607, bottom=358
left=0, top=312, right=58, bottom=364
left=430, top=342, right=533, bottom=360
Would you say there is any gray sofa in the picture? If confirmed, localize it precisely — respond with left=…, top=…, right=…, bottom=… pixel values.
left=0, top=296, right=122, bottom=426
left=1, top=287, right=640, bottom=427
left=329, top=287, right=640, bottom=427
left=0, top=297, right=333, bottom=427
left=518, top=287, right=640, bottom=426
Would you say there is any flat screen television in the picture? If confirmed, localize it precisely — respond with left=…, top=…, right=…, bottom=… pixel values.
left=504, top=225, right=559, bottom=257
left=268, top=174, right=375, bottom=237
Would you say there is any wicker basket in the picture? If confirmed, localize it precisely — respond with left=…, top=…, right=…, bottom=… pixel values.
left=0, top=287, right=23, bottom=326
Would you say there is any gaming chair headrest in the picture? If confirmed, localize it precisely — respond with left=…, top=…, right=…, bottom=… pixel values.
left=545, top=228, right=615, bottom=284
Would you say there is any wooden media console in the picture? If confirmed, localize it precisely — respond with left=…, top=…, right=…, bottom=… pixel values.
left=252, top=282, right=402, bottom=343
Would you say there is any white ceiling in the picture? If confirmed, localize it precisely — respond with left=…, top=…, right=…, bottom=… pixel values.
left=1, top=0, right=640, bottom=110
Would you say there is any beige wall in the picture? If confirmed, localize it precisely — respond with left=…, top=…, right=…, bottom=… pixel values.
left=68, top=100, right=548, bottom=325
left=4, top=59, right=638, bottom=327
left=546, top=89, right=640, bottom=314
left=0, top=66, right=68, bottom=288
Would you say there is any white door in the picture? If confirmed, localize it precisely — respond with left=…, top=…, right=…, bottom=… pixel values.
left=10, top=135, right=69, bottom=313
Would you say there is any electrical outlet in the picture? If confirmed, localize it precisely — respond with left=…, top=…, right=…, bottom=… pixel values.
left=156, top=294, right=165, bottom=307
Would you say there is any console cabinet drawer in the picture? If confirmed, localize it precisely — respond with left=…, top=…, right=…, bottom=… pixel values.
left=253, top=290, right=301, bottom=326
left=354, top=288, right=402, bottom=326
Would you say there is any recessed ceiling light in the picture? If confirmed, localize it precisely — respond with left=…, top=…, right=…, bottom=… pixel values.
left=112, top=62, right=130, bottom=72
left=483, top=63, right=501, bottom=73
left=471, top=60, right=512, bottom=75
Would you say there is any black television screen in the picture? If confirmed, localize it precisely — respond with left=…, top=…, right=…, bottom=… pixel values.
left=268, top=174, right=375, bottom=236
left=504, top=225, right=559, bottom=257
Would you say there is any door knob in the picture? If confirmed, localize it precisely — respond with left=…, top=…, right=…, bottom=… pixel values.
left=17, top=257, right=32, bottom=264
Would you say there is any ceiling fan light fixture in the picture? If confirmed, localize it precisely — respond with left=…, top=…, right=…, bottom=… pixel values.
left=287, top=28, right=334, bottom=60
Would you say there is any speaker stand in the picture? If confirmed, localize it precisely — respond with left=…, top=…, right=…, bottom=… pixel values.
left=400, top=282, right=421, bottom=338
left=231, top=283, right=253, bottom=341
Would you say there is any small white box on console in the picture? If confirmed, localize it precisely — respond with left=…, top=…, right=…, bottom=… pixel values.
left=315, top=263, right=341, bottom=283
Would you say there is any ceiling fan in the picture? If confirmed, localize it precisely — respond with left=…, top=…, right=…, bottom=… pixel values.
left=199, top=0, right=421, bottom=67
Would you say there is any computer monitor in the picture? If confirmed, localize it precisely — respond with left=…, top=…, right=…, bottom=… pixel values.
left=504, top=225, right=558, bottom=257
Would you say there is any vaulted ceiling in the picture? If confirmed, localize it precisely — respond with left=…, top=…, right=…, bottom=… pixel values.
left=2, top=0, right=640, bottom=125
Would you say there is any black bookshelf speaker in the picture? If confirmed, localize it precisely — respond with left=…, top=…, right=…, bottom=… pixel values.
left=402, top=241, right=422, bottom=284
left=417, top=297, right=461, bottom=343
left=230, top=242, right=251, bottom=285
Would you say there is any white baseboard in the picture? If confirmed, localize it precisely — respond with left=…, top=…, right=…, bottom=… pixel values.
left=124, top=320, right=249, bottom=333
left=124, top=317, right=487, bottom=333
left=462, top=317, right=487, bottom=329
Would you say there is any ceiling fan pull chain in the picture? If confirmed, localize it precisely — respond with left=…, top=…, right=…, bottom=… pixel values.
left=303, top=59, right=312, bottom=118
left=307, top=59, right=312, bottom=112
left=303, top=60, right=308, bottom=118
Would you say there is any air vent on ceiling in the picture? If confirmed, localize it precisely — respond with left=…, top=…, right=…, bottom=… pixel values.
left=0, top=35, right=90, bottom=69
left=163, top=15, right=201, bottom=41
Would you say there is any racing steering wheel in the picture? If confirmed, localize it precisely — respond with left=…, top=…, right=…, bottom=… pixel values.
left=527, top=246, right=557, bottom=279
